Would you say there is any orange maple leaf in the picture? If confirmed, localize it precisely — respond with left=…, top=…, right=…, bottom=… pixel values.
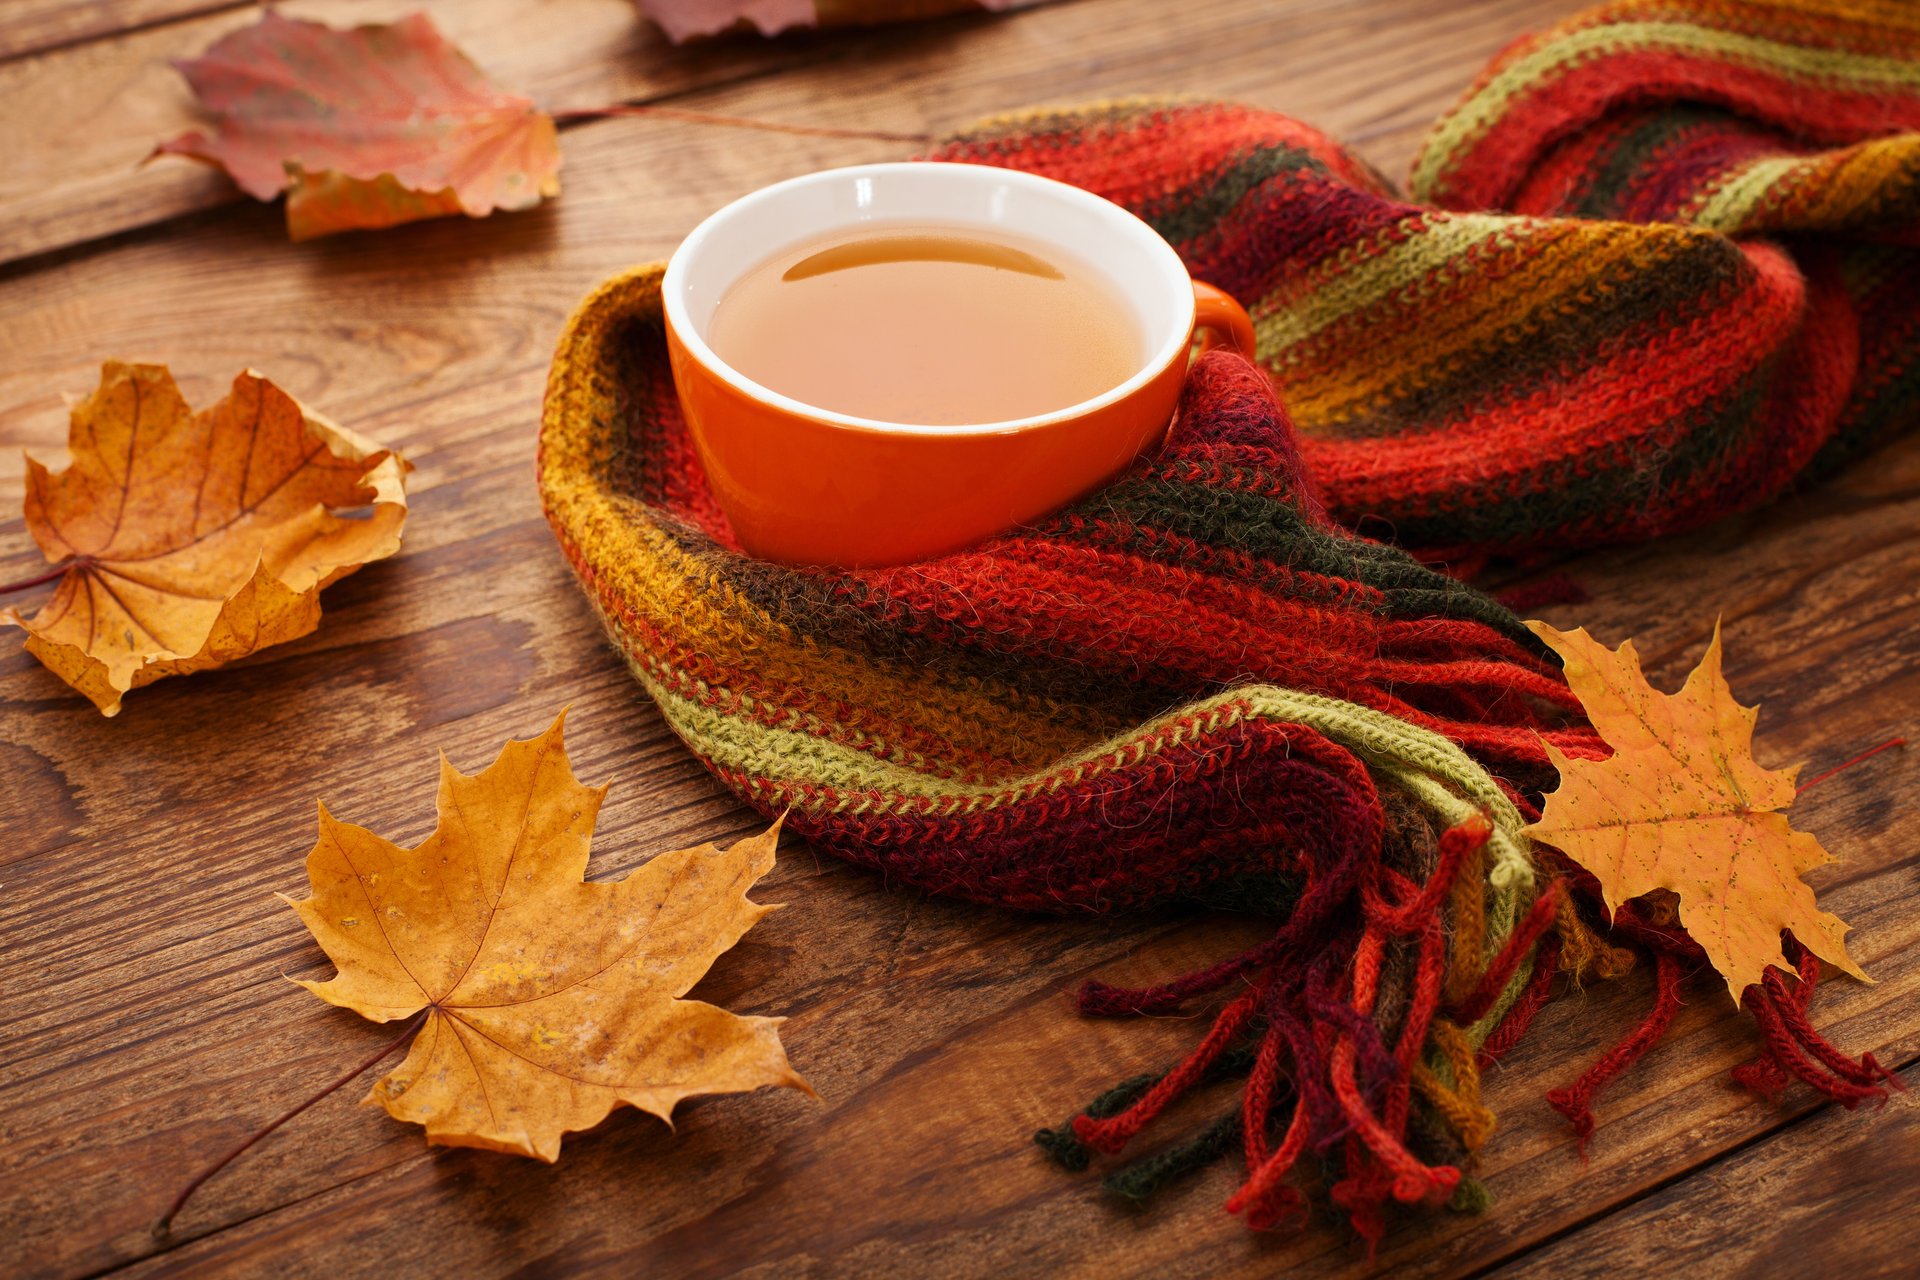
left=1525, top=621, right=1871, bottom=1002
left=287, top=713, right=810, bottom=1159
left=1, top=362, right=407, bottom=715
left=154, top=12, right=561, bottom=240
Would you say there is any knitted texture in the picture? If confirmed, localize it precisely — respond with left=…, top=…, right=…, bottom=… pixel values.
left=538, top=0, right=1909, bottom=1240
left=932, top=0, right=1920, bottom=558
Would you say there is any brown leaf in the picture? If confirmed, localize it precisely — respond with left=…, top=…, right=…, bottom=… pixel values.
left=155, top=12, right=561, bottom=241
left=1526, top=621, right=1871, bottom=1002
left=0, top=362, right=408, bottom=715
left=636, top=0, right=1051, bottom=43
left=287, top=714, right=809, bottom=1158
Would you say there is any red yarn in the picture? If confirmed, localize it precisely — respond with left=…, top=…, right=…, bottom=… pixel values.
left=1072, top=815, right=1498, bottom=1234
left=1494, top=573, right=1591, bottom=613
left=1477, top=934, right=1562, bottom=1068
left=1073, top=978, right=1268, bottom=1155
left=1547, top=950, right=1685, bottom=1152
left=1363, top=816, right=1490, bottom=934
left=1448, top=884, right=1562, bottom=1026
left=1732, top=938, right=1901, bottom=1107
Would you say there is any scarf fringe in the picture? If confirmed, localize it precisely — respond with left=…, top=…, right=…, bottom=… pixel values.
left=1040, top=858, right=1892, bottom=1241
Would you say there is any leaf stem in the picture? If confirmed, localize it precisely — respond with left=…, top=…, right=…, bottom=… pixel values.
left=552, top=101, right=934, bottom=144
left=152, top=1009, right=428, bottom=1240
left=1796, top=738, right=1907, bottom=795
left=0, top=558, right=85, bottom=596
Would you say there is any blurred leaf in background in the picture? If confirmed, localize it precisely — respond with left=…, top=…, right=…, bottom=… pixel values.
left=635, top=0, right=1053, bottom=43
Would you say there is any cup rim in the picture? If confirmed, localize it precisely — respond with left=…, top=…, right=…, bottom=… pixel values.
left=661, top=161, right=1195, bottom=438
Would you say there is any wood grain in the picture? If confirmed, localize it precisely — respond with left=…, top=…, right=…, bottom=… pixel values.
left=1499, top=1065, right=1920, bottom=1279
left=0, top=0, right=799, bottom=265
left=0, top=0, right=240, bottom=63
left=0, top=0, right=1914, bottom=1277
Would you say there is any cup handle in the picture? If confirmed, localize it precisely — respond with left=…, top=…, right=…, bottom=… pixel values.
left=1191, top=280, right=1256, bottom=358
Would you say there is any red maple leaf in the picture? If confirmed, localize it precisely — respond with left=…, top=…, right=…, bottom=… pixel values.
left=156, top=12, right=561, bottom=240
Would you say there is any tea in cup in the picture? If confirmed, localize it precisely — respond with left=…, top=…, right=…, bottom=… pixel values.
left=663, top=162, right=1254, bottom=567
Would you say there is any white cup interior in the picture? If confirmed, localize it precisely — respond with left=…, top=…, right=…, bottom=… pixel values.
left=661, top=161, right=1195, bottom=435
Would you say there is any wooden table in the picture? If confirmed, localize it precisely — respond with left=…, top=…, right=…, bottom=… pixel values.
left=3, top=1, right=1915, bottom=1275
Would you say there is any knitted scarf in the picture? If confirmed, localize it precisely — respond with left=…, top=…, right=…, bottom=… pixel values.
left=538, top=0, right=1913, bottom=1240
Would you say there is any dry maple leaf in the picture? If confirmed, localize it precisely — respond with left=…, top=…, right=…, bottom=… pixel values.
left=636, top=0, right=1049, bottom=42
left=1526, top=621, right=1871, bottom=1002
left=0, top=362, right=407, bottom=716
left=286, top=713, right=809, bottom=1159
left=154, top=12, right=561, bottom=240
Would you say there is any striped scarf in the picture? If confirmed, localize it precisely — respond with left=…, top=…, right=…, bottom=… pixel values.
left=539, top=0, right=1911, bottom=1239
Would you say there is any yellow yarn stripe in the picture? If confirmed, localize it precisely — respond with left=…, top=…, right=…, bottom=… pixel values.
left=1415, top=20, right=1920, bottom=198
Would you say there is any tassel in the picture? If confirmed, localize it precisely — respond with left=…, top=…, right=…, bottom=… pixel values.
left=1732, top=937, right=1898, bottom=1107
left=1547, top=950, right=1683, bottom=1151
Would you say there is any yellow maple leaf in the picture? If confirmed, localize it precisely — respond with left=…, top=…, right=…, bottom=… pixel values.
left=1525, top=621, right=1870, bottom=1002
left=0, top=362, right=408, bottom=715
left=285, top=713, right=809, bottom=1159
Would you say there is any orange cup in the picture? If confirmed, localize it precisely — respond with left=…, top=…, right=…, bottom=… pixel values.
left=663, top=162, right=1255, bottom=568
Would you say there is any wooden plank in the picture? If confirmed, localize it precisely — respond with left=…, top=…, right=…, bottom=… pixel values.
left=1, top=0, right=1914, bottom=1275
left=1500, top=1065, right=1920, bottom=1278
left=0, top=1, right=242, bottom=63
left=0, top=0, right=800, bottom=266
